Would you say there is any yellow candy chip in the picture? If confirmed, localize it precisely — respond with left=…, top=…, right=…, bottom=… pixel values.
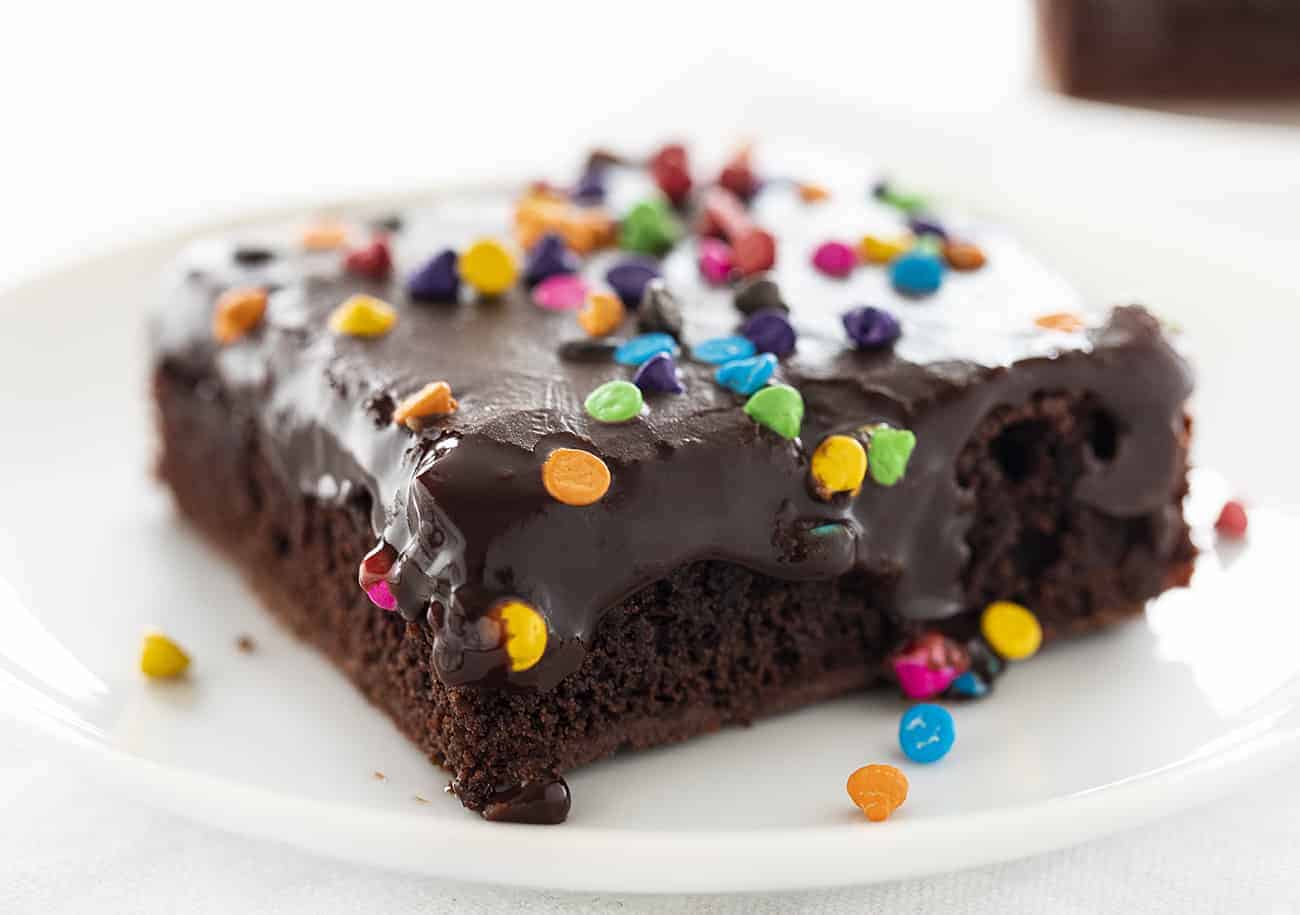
left=460, top=238, right=519, bottom=296
left=328, top=294, right=397, bottom=337
left=491, top=599, right=548, bottom=672
left=140, top=632, right=190, bottom=679
left=859, top=234, right=912, bottom=265
left=980, top=600, right=1043, bottom=661
left=810, top=434, right=868, bottom=500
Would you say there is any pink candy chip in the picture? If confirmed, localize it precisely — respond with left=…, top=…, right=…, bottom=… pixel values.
left=533, top=274, right=589, bottom=311
left=892, top=660, right=959, bottom=699
left=365, top=580, right=397, bottom=612
left=811, top=240, right=857, bottom=278
left=697, top=238, right=734, bottom=285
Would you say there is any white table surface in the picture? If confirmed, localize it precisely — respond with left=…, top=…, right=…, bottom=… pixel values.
left=3, top=3, right=1299, bottom=910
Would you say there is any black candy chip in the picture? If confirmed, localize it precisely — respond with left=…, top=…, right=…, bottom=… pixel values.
left=734, top=275, right=789, bottom=315
left=638, top=279, right=684, bottom=339
left=233, top=245, right=276, bottom=267
left=558, top=338, right=619, bottom=363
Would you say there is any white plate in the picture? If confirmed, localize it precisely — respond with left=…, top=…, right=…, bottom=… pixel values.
left=1, top=190, right=1298, bottom=895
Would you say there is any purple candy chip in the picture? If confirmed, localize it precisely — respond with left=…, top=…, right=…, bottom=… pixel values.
left=842, top=306, right=901, bottom=350
left=524, top=232, right=580, bottom=286
left=406, top=249, right=460, bottom=303
left=907, top=216, right=948, bottom=241
left=571, top=167, right=607, bottom=204
left=605, top=259, right=662, bottom=308
left=632, top=351, right=685, bottom=394
left=740, top=310, right=797, bottom=357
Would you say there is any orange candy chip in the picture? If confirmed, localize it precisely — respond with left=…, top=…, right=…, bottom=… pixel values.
left=213, top=287, right=268, bottom=344
left=392, top=381, right=458, bottom=428
left=943, top=241, right=987, bottom=271
left=798, top=182, right=830, bottom=203
left=846, top=764, right=909, bottom=823
left=1034, top=311, right=1086, bottom=333
left=300, top=219, right=349, bottom=251
left=577, top=292, right=625, bottom=338
left=514, top=189, right=616, bottom=255
left=541, top=448, right=611, bottom=506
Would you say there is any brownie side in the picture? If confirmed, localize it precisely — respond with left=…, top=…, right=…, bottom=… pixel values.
left=1037, top=0, right=1300, bottom=99
left=153, top=360, right=1193, bottom=812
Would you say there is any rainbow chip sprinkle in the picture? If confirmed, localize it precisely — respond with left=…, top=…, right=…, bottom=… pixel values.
left=392, top=381, right=458, bottom=427
left=743, top=384, right=804, bottom=439
left=980, top=601, right=1043, bottom=661
left=212, top=287, right=268, bottom=344
left=140, top=631, right=190, bottom=679
left=585, top=380, right=644, bottom=423
left=542, top=448, right=612, bottom=506
left=460, top=238, right=519, bottom=297
left=846, top=764, right=908, bottom=823
left=328, top=294, right=398, bottom=337
left=865, top=425, right=916, bottom=486
left=810, top=434, right=868, bottom=500
left=490, top=599, right=549, bottom=672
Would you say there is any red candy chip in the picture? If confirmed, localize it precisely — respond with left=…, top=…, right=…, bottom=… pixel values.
left=649, top=144, right=692, bottom=205
left=1215, top=499, right=1248, bottom=539
left=733, top=229, right=777, bottom=276
left=344, top=237, right=393, bottom=280
left=718, top=148, right=760, bottom=200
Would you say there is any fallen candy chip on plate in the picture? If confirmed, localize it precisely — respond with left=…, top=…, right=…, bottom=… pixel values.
left=899, top=703, right=956, bottom=764
left=846, top=764, right=909, bottom=822
left=140, top=632, right=190, bottom=679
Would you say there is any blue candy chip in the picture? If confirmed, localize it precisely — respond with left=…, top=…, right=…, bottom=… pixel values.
left=890, top=250, right=945, bottom=297
left=898, top=703, right=955, bottom=764
left=948, top=671, right=988, bottom=698
left=715, top=353, right=777, bottom=395
left=614, top=332, right=679, bottom=366
left=692, top=335, right=756, bottom=365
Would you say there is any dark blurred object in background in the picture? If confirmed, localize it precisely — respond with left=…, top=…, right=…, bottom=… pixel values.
left=1037, top=0, right=1300, bottom=99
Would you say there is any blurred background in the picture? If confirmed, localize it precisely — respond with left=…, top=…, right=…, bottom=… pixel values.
left=3, top=0, right=1297, bottom=496
left=2, top=0, right=1297, bottom=279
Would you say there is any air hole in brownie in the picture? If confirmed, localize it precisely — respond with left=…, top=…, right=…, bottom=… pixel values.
left=1087, top=409, right=1119, bottom=462
left=990, top=420, right=1046, bottom=483
left=272, top=529, right=291, bottom=557
left=1015, top=527, right=1062, bottom=579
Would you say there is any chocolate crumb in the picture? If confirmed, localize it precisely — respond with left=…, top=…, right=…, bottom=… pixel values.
left=235, top=634, right=256, bottom=653
left=373, top=771, right=387, bottom=781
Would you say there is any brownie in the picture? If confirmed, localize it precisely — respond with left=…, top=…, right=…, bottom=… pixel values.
left=150, top=148, right=1195, bottom=822
left=1038, top=0, right=1300, bottom=98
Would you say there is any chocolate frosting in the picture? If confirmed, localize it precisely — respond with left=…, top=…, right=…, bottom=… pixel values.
left=152, top=160, right=1193, bottom=693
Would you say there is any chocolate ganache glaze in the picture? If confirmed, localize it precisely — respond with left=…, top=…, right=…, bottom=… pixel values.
left=152, top=156, right=1193, bottom=693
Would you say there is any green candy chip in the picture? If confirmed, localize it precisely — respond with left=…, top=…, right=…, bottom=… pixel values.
left=619, top=198, right=683, bottom=256
left=744, top=384, right=804, bottom=440
left=867, top=426, right=917, bottom=486
left=585, top=379, right=644, bottom=423
left=882, top=189, right=930, bottom=214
